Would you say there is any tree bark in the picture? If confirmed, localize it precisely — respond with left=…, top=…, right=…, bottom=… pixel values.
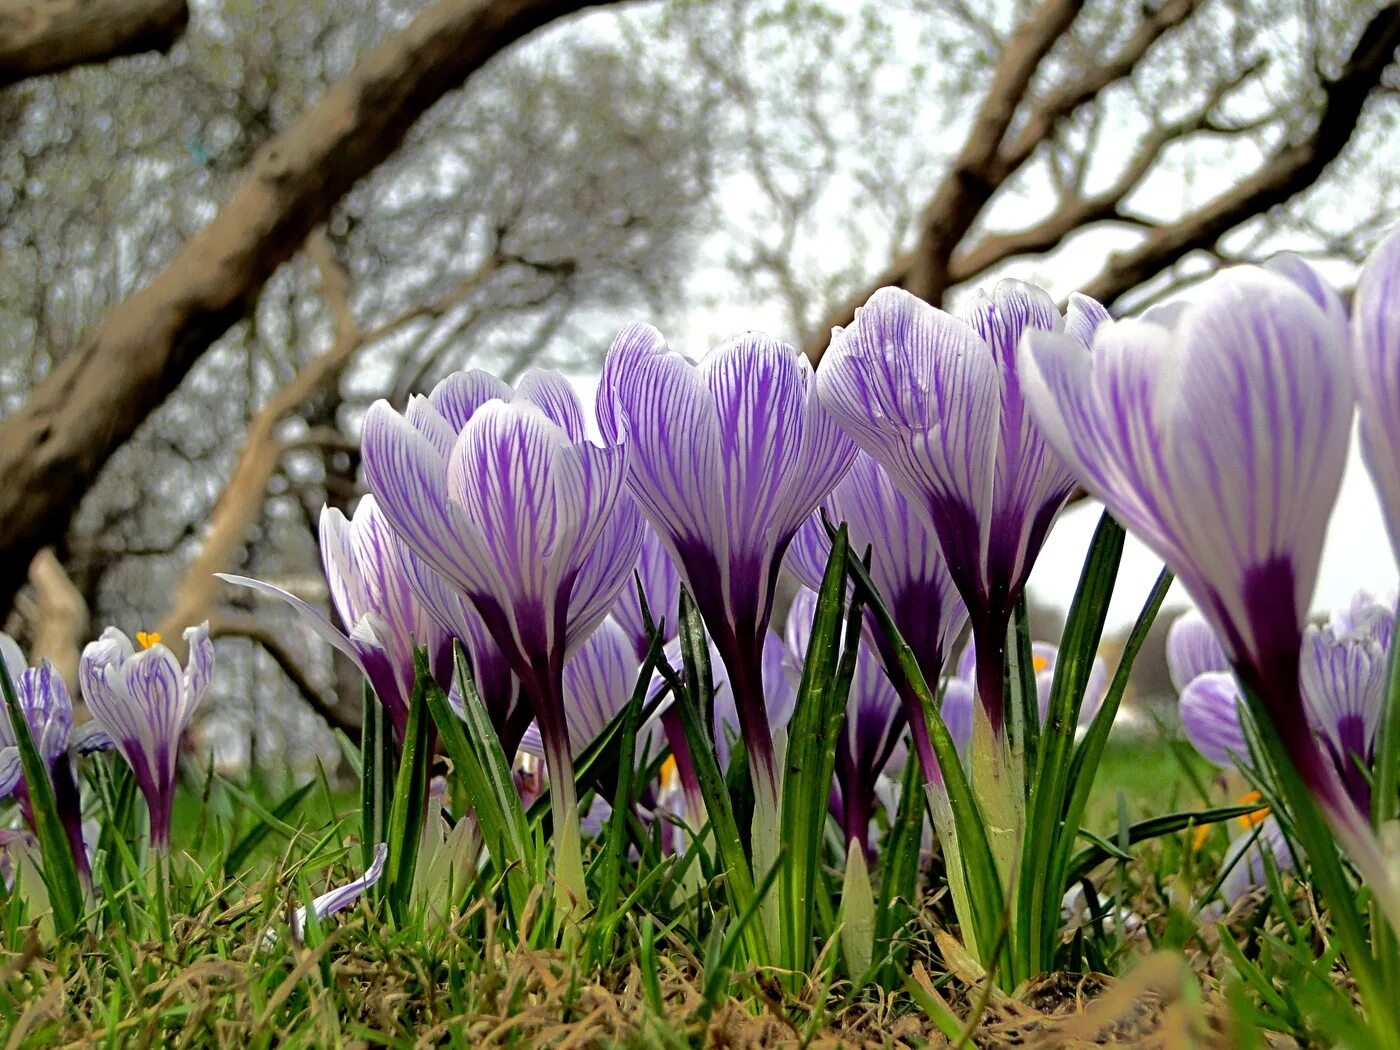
left=0, top=0, right=616, bottom=618
left=0, top=0, right=188, bottom=87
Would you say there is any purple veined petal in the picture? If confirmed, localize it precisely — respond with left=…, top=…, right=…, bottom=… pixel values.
left=1330, top=590, right=1397, bottom=654
left=1179, top=672, right=1248, bottom=769
left=321, top=504, right=375, bottom=630
left=15, top=663, right=73, bottom=764
left=611, top=525, right=682, bottom=657
left=0, top=633, right=24, bottom=686
left=119, top=645, right=187, bottom=759
left=1301, top=619, right=1387, bottom=780
left=955, top=639, right=975, bottom=684
left=404, top=394, right=459, bottom=459
left=1354, top=226, right=1400, bottom=560
left=597, top=323, right=729, bottom=603
left=1064, top=293, right=1112, bottom=349
left=1218, top=815, right=1294, bottom=906
left=448, top=401, right=568, bottom=630
left=181, top=622, right=215, bottom=719
left=960, top=279, right=1060, bottom=375
left=939, top=676, right=975, bottom=755
left=816, top=286, right=1000, bottom=598
left=1164, top=268, right=1353, bottom=656
left=1166, top=610, right=1231, bottom=693
left=560, top=456, right=644, bottom=657
left=1018, top=320, right=1193, bottom=583
left=0, top=747, right=19, bottom=798
left=361, top=400, right=503, bottom=606
left=69, top=721, right=116, bottom=756
left=263, top=842, right=390, bottom=949
left=1266, top=253, right=1349, bottom=333
left=515, top=369, right=588, bottom=442
left=427, top=369, right=512, bottom=435
left=517, top=722, right=544, bottom=759
left=561, top=618, right=638, bottom=755
left=216, top=574, right=369, bottom=679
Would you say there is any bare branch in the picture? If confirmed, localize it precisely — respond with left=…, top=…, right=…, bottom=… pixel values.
left=0, top=0, right=623, bottom=618
left=207, top=612, right=359, bottom=740
left=1080, top=3, right=1400, bottom=306
left=0, top=0, right=187, bottom=88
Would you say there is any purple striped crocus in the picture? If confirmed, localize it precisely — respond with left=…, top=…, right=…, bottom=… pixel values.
left=816, top=283, right=1107, bottom=739
left=1018, top=266, right=1382, bottom=898
left=79, top=624, right=214, bottom=853
left=219, top=496, right=522, bottom=749
left=360, top=368, right=643, bottom=902
left=611, top=525, right=682, bottom=661
left=788, top=451, right=966, bottom=788
left=597, top=325, right=855, bottom=811
left=1353, top=228, right=1400, bottom=558
left=0, top=635, right=92, bottom=882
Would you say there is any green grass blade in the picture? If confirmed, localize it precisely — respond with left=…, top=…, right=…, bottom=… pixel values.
left=1018, top=512, right=1125, bottom=977
left=0, top=656, right=84, bottom=936
left=224, top=781, right=316, bottom=877
left=384, top=661, right=431, bottom=922
left=780, top=524, right=852, bottom=976
left=360, top=681, right=394, bottom=876
left=1064, top=802, right=1271, bottom=885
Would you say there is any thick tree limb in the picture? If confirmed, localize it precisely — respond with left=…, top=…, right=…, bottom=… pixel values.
left=11, top=548, right=88, bottom=691
left=1079, top=3, right=1400, bottom=307
left=0, top=0, right=188, bottom=87
left=0, top=0, right=614, bottom=618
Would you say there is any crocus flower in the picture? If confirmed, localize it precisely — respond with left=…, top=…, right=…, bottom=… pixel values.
left=788, top=451, right=966, bottom=788
left=949, top=636, right=1107, bottom=737
left=816, top=283, right=1108, bottom=738
left=1017, top=264, right=1383, bottom=891
left=0, top=635, right=91, bottom=882
left=219, top=496, right=519, bottom=748
left=79, top=624, right=214, bottom=852
left=518, top=618, right=638, bottom=760
left=784, top=587, right=903, bottom=855
left=361, top=368, right=643, bottom=902
left=597, top=325, right=855, bottom=809
left=1353, top=227, right=1400, bottom=558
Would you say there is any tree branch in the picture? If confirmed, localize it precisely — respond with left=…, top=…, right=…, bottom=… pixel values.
left=0, top=0, right=620, bottom=618
left=207, top=612, right=359, bottom=741
left=1079, top=3, right=1400, bottom=306
left=0, top=0, right=188, bottom=88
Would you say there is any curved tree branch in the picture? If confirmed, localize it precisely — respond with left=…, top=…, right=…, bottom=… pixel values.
left=0, top=0, right=621, bottom=619
left=0, top=0, right=188, bottom=88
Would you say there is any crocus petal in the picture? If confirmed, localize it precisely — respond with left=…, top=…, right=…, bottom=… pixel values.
left=181, top=622, right=215, bottom=720
left=69, top=722, right=115, bottom=756
left=263, top=842, right=389, bottom=949
left=15, top=663, right=73, bottom=763
left=1022, top=267, right=1353, bottom=672
left=515, top=370, right=589, bottom=442
left=1219, top=815, right=1294, bottom=906
left=611, top=525, right=682, bottom=657
left=1064, top=293, right=1112, bottom=348
left=560, top=618, right=638, bottom=754
left=1166, top=611, right=1231, bottom=692
left=1179, top=672, right=1248, bottom=769
left=1354, top=227, right=1400, bottom=559
left=816, top=286, right=999, bottom=596
left=0, top=634, right=24, bottom=687
left=1301, top=619, right=1387, bottom=772
left=216, top=574, right=367, bottom=677
left=428, top=369, right=512, bottom=434
left=939, top=677, right=975, bottom=754
left=1266, top=253, right=1348, bottom=333
left=0, top=747, right=19, bottom=798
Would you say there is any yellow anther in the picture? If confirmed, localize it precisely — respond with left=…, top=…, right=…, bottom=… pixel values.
left=135, top=631, right=163, bottom=650
left=1236, top=790, right=1269, bottom=829
left=661, top=755, right=679, bottom=789
left=1032, top=654, right=1050, bottom=673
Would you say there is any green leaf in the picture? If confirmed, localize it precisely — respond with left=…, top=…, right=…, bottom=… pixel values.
left=1065, top=803, right=1288, bottom=886
left=1017, top=511, right=1124, bottom=980
left=384, top=662, right=431, bottom=922
left=359, top=681, right=394, bottom=879
left=839, top=841, right=875, bottom=982
left=224, top=781, right=316, bottom=877
left=0, top=656, right=84, bottom=936
left=779, top=524, right=853, bottom=976
left=424, top=644, right=534, bottom=926
left=841, top=537, right=1007, bottom=979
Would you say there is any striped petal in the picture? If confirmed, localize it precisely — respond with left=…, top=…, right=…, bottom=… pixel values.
left=1179, top=672, right=1248, bottom=769
left=611, top=525, right=682, bottom=657
left=0, top=747, right=19, bottom=798
left=816, top=286, right=999, bottom=600
left=1219, top=815, right=1293, bottom=906
left=515, top=369, right=588, bottom=441
left=560, top=618, right=638, bottom=754
left=0, top=634, right=24, bottom=687
left=427, top=369, right=512, bottom=434
left=1166, top=611, right=1230, bottom=693
left=1301, top=618, right=1387, bottom=785
left=1354, top=227, right=1400, bottom=559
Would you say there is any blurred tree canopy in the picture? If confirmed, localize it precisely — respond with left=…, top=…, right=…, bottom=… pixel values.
left=0, top=0, right=1396, bottom=775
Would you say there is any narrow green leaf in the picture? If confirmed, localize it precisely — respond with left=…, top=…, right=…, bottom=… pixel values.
left=1018, top=511, right=1124, bottom=979
left=424, top=645, right=533, bottom=924
left=0, top=656, right=84, bottom=936
left=360, top=681, right=394, bottom=877
left=780, top=524, right=852, bottom=976
left=384, top=663, right=431, bottom=921
left=839, top=841, right=875, bottom=982
left=224, top=781, right=315, bottom=877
